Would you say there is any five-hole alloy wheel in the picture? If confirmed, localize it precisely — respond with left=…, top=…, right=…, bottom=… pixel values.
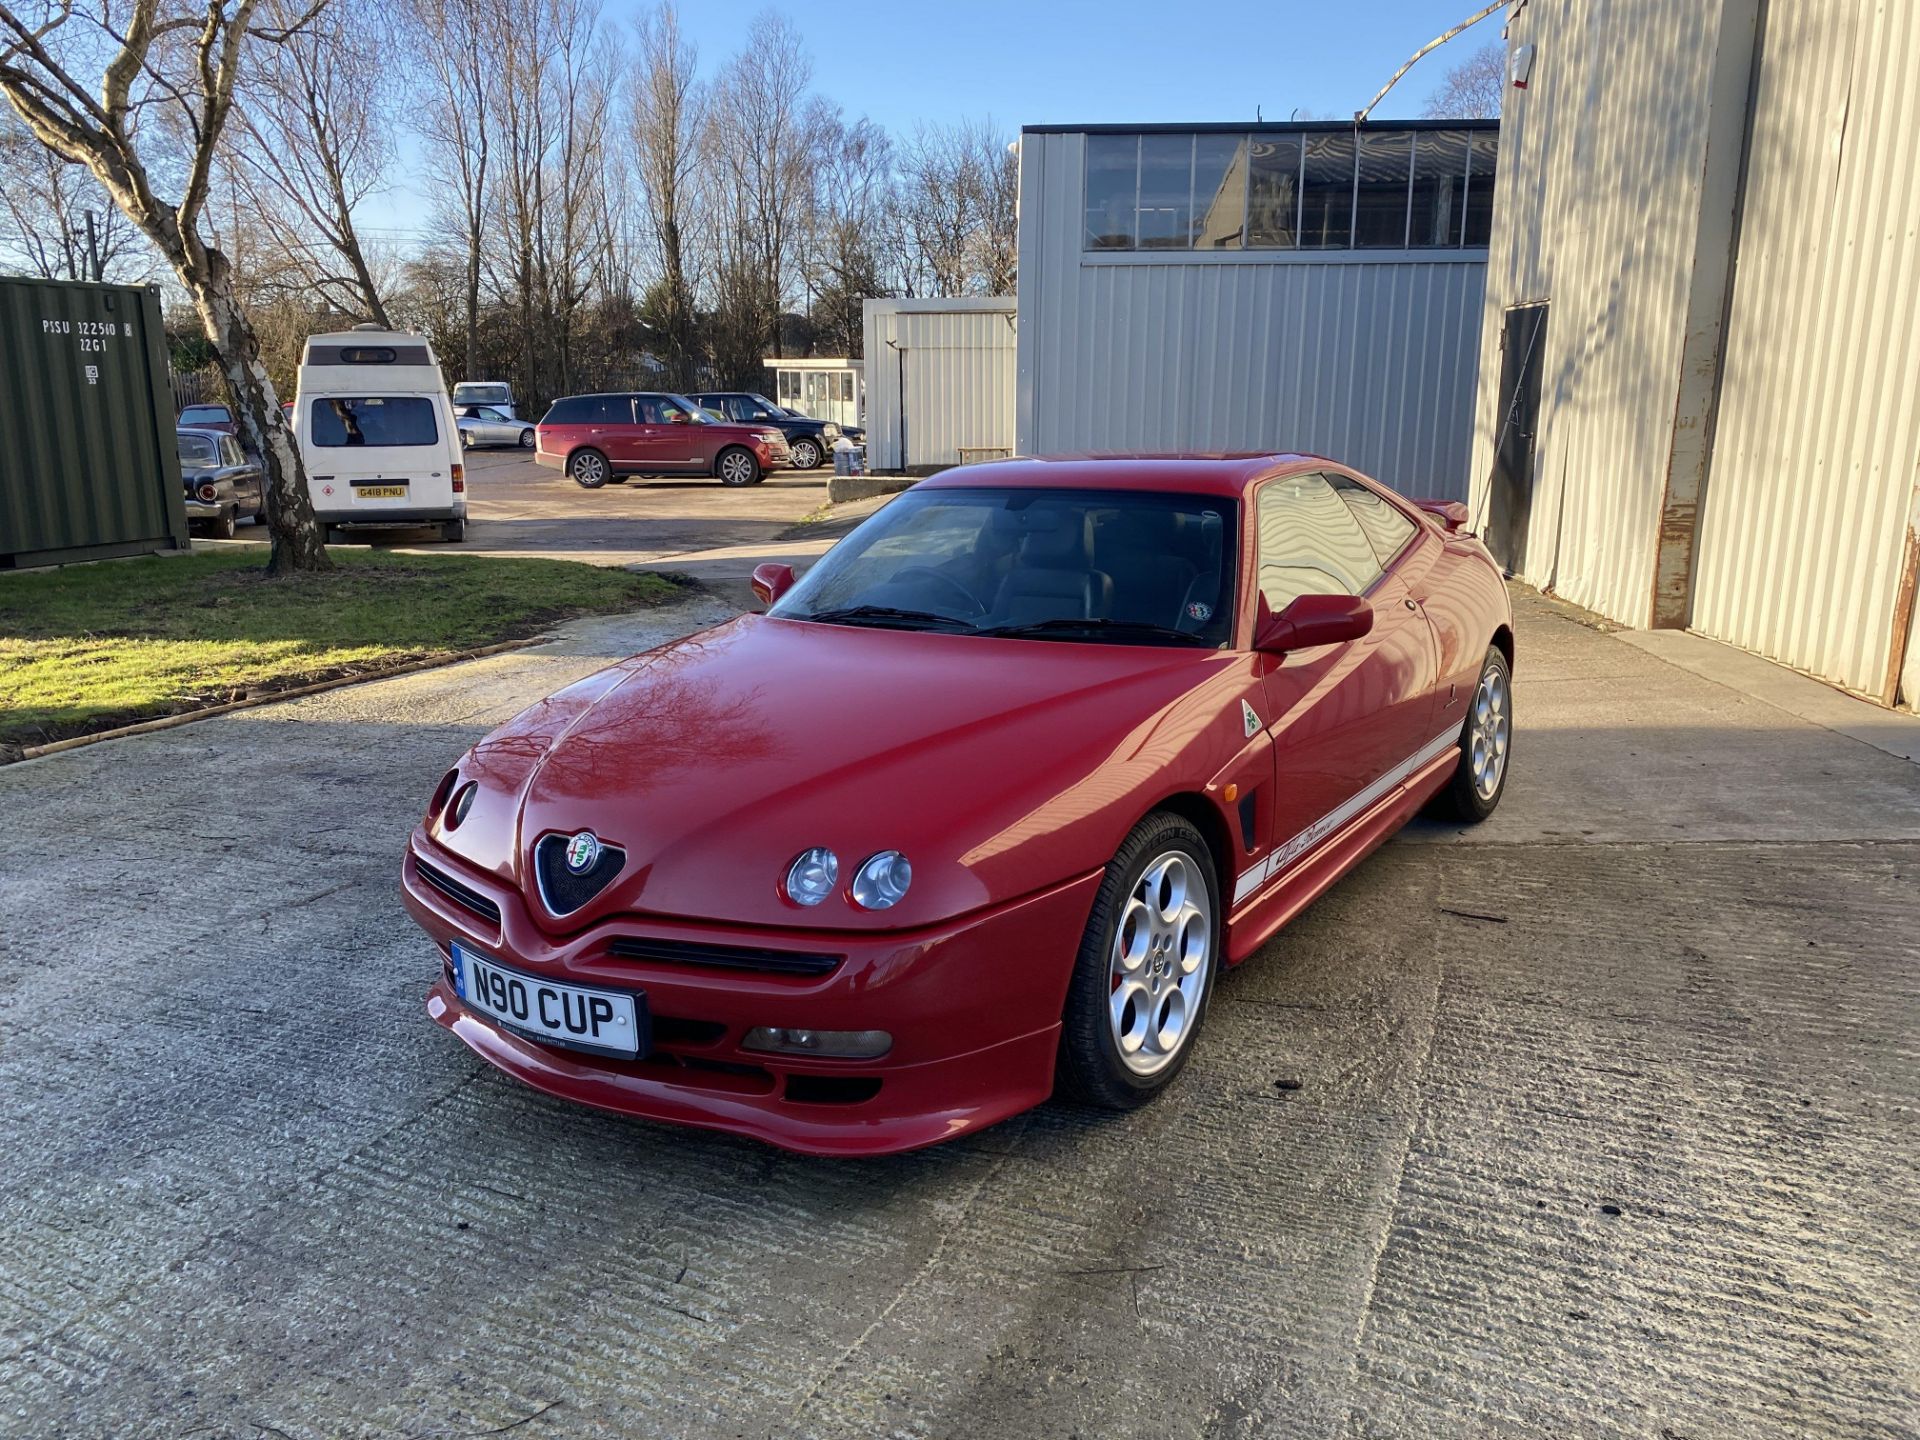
left=569, top=448, right=610, bottom=489
left=1432, top=643, right=1512, bottom=822
left=717, top=446, right=761, bottom=486
left=789, top=437, right=822, bottom=470
left=1057, top=811, right=1220, bottom=1109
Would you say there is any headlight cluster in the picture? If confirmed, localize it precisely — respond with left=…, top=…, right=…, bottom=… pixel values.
left=783, top=848, right=912, bottom=909
left=823, top=423, right=840, bottom=439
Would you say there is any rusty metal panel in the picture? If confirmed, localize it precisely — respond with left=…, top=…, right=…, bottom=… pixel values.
left=1015, top=128, right=1488, bottom=499
left=1466, top=0, right=1737, bottom=625
left=861, top=298, right=1016, bottom=471
left=0, top=277, right=187, bottom=568
left=1693, top=0, right=1920, bottom=706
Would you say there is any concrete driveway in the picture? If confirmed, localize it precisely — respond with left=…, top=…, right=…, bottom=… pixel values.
left=2, top=590, right=1916, bottom=1439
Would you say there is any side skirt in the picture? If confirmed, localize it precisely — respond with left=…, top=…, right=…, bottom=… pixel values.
left=1225, top=746, right=1458, bottom=964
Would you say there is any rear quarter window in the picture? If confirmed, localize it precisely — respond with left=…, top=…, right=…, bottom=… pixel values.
left=310, top=397, right=439, bottom=447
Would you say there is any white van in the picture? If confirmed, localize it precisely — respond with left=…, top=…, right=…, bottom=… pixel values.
left=294, top=326, right=467, bottom=542
left=451, top=380, right=516, bottom=419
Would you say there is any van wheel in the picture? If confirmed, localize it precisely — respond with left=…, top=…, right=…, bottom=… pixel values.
left=716, top=447, right=760, bottom=487
left=440, top=519, right=466, bottom=543
left=569, top=448, right=610, bottom=488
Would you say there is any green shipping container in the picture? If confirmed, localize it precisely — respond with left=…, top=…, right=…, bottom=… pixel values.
left=0, top=276, right=188, bottom=569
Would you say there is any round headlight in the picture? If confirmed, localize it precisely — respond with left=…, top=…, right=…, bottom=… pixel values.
left=851, top=851, right=912, bottom=910
left=785, top=847, right=839, bottom=906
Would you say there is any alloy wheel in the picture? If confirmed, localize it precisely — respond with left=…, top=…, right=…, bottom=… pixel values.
left=572, top=452, right=606, bottom=486
left=720, top=451, right=755, bottom=484
left=1108, top=851, right=1212, bottom=1076
left=1470, top=662, right=1510, bottom=800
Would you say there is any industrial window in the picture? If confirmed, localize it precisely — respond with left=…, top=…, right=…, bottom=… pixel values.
left=1464, top=132, right=1498, bottom=246
left=1080, top=127, right=1495, bottom=254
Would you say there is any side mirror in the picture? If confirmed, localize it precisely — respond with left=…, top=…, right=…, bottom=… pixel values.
left=751, top=562, right=796, bottom=609
left=1254, top=593, right=1374, bottom=653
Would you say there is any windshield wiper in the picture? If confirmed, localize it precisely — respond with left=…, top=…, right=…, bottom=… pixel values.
left=800, top=604, right=976, bottom=632
left=976, top=617, right=1213, bottom=646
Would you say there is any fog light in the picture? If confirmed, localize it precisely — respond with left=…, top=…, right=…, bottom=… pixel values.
left=743, top=1026, right=892, bottom=1060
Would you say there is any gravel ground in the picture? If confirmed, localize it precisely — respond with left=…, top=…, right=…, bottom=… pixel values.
left=1, top=589, right=1916, bottom=1440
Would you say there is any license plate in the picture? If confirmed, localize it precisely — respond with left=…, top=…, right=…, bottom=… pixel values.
left=355, top=484, right=408, bottom=499
left=451, top=943, right=646, bottom=1059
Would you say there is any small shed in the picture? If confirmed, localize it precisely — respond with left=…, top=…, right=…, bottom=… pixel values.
left=0, top=277, right=187, bottom=569
left=861, top=297, right=1017, bottom=473
left=764, top=357, right=863, bottom=431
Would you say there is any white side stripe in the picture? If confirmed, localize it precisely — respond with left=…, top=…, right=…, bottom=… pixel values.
left=1232, top=723, right=1462, bottom=905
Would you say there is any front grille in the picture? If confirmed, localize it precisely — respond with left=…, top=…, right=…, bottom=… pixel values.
left=415, top=857, right=502, bottom=926
left=534, top=833, right=626, bottom=916
left=608, top=935, right=843, bottom=978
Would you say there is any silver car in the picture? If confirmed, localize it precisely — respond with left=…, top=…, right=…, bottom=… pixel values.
left=457, top=405, right=536, bottom=449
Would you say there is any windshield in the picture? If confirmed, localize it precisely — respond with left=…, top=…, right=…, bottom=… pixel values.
left=771, top=487, right=1237, bottom=647
left=452, top=383, right=510, bottom=405
left=176, top=434, right=218, bottom=465
left=180, top=406, right=227, bottom=424
left=311, top=396, right=439, bottom=447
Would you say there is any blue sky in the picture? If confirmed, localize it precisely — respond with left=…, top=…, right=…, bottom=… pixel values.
left=362, top=0, right=1502, bottom=241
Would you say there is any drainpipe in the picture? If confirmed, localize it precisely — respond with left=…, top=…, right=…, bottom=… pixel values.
left=886, top=338, right=907, bottom=471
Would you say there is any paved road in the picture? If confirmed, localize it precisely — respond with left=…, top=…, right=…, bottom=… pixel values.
left=223, top=448, right=837, bottom=569
left=2, top=592, right=1917, bottom=1439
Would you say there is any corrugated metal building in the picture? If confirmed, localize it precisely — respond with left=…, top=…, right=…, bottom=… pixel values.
left=862, top=298, right=1017, bottom=471
left=1014, top=121, right=1498, bottom=499
left=1472, top=0, right=1920, bottom=710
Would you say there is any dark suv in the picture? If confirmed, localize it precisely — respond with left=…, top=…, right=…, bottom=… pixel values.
left=535, top=391, right=790, bottom=488
left=687, top=391, right=859, bottom=471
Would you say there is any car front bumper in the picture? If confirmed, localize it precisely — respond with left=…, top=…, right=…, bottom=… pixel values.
left=400, top=833, right=1099, bottom=1156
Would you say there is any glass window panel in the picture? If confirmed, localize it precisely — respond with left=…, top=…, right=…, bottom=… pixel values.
left=1465, top=132, right=1498, bottom=246
left=1246, top=135, right=1301, bottom=248
left=1354, top=132, right=1414, bottom=247
left=310, top=397, right=440, bottom=447
left=1084, top=134, right=1138, bottom=249
left=1331, top=475, right=1418, bottom=565
left=1135, top=134, right=1194, bottom=249
left=1410, top=130, right=1469, bottom=247
left=1191, top=134, right=1247, bottom=249
left=1256, top=472, right=1384, bottom=607
left=1300, top=133, right=1356, bottom=249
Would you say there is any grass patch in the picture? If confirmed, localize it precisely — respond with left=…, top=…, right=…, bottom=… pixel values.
left=0, top=549, right=683, bottom=751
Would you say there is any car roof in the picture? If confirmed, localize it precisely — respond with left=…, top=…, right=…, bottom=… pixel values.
left=176, top=426, right=231, bottom=441
left=915, top=453, right=1337, bottom=499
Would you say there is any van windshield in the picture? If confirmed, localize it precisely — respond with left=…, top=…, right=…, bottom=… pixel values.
left=311, top=397, right=439, bottom=447
left=453, top=383, right=510, bottom=405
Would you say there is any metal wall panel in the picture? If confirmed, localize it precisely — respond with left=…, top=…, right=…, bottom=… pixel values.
left=1693, top=0, right=1920, bottom=706
left=1466, top=0, right=1737, bottom=626
left=861, top=298, right=1017, bottom=471
left=1015, top=129, right=1487, bottom=499
left=0, top=277, right=186, bottom=568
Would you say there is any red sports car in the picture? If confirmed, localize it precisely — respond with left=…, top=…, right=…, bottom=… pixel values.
left=400, top=454, right=1513, bottom=1155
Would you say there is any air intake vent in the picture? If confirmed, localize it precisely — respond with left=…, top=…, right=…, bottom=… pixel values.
left=608, top=936, right=842, bottom=978
left=415, top=857, right=502, bottom=926
left=534, top=833, right=626, bottom=916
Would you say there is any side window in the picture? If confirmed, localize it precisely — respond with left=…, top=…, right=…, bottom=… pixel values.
left=1255, top=472, right=1385, bottom=612
left=222, top=437, right=245, bottom=466
left=1330, top=475, right=1418, bottom=566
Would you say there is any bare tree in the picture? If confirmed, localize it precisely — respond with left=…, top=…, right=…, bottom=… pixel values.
left=228, top=0, right=393, bottom=324
left=628, top=1, right=702, bottom=387
left=801, top=111, right=890, bottom=356
left=409, top=0, right=494, bottom=378
left=895, top=117, right=1015, bottom=297
left=0, top=0, right=331, bottom=573
left=0, top=113, right=149, bottom=279
left=1424, top=41, right=1505, bottom=119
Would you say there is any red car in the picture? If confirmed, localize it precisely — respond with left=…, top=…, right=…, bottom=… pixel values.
left=533, top=391, right=790, bottom=488
left=400, top=454, right=1513, bottom=1156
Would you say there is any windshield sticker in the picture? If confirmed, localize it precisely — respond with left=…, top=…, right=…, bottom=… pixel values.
left=1186, top=601, right=1212, bottom=622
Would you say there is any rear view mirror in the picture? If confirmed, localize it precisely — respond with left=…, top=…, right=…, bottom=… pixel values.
left=1254, top=594, right=1374, bottom=653
left=751, top=562, right=796, bottom=608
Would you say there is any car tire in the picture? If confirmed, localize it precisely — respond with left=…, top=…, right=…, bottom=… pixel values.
left=441, top=519, right=466, bottom=543
left=1056, top=811, right=1220, bottom=1110
left=1430, top=644, right=1512, bottom=823
left=209, top=505, right=237, bottom=541
left=569, top=448, right=611, bottom=488
left=518, top=428, right=535, bottom=449
left=716, top=446, right=760, bottom=487
left=789, top=437, right=821, bottom=470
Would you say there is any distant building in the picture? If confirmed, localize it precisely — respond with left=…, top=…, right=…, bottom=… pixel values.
left=1472, top=0, right=1920, bottom=710
left=1014, top=120, right=1499, bottom=499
